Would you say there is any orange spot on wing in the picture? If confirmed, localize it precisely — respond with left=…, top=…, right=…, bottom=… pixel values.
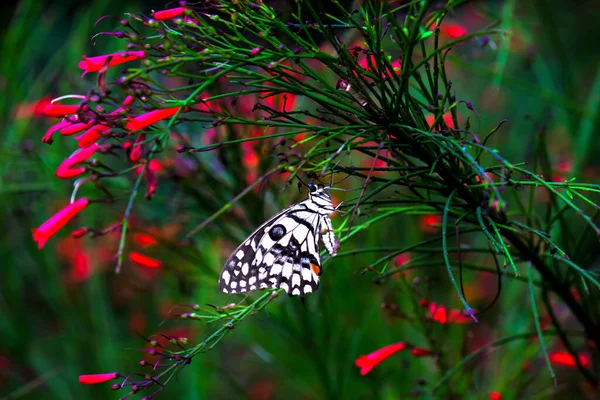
left=311, top=263, right=321, bottom=276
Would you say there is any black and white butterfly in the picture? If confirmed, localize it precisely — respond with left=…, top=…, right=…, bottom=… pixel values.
left=219, top=183, right=337, bottom=297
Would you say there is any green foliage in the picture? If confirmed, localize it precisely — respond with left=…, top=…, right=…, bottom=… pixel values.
left=2, top=0, right=600, bottom=399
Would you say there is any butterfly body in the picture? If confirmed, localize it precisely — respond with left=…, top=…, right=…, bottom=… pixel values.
left=219, top=184, right=337, bottom=297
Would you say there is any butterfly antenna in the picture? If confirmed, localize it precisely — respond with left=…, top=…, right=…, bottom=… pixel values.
left=333, top=173, right=352, bottom=186
left=296, top=174, right=308, bottom=188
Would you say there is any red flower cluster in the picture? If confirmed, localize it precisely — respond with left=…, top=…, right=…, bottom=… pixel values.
left=33, top=40, right=214, bottom=251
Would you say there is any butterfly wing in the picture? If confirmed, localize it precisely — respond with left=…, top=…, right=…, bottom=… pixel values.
left=219, top=201, right=324, bottom=297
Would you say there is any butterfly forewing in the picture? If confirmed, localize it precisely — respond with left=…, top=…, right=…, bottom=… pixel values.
left=219, top=188, right=336, bottom=297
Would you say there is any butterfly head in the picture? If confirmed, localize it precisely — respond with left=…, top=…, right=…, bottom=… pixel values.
left=307, top=183, right=334, bottom=212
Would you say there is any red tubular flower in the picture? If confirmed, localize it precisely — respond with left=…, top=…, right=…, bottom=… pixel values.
left=60, top=121, right=94, bottom=136
left=78, top=372, right=119, bottom=385
left=76, top=126, right=105, bottom=148
left=33, top=198, right=89, bottom=249
left=44, top=104, right=80, bottom=117
left=42, top=119, right=72, bottom=144
left=126, top=107, right=181, bottom=132
left=129, top=252, right=162, bottom=269
left=549, top=352, right=590, bottom=368
left=153, top=7, right=185, bottom=20
left=55, top=144, right=99, bottom=179
left=411, top=347, right=433, bottom=357
left=488, top=392, right=502, bottom=400
left=355, top=342, right=406, bottom=375
left=78, top=50, right=145, bottom=76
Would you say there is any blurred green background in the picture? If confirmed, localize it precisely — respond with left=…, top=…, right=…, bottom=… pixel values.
left=1, top=0, right=599, bottom=399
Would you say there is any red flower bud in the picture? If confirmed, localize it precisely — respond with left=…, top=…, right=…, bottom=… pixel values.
left=411, top=347, right=433, bottom=357
left=78, top=50, right=146, bottom=76
left=129, top=251, right=162, bottom=269
left=133, top=233, right=158, bottom=247
left=122, top=95, right=135, bottom=107
left=78, top=372, right=120, bottom=385
left=153, top=7, right=185, bottom=20
left=33, top=198, right=89, bottom=249
left=72, top=227, right=89, bottom=238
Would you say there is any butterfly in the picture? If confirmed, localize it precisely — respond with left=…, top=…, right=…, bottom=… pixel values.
left=219, top=183, right=337, bottom=297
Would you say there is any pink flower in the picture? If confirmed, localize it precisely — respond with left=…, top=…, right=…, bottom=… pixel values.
left=78, top=50, right=145, bottom=76
left=125, top=107, right=182, bottom=132
left=33, top=198, right=89, bottom=249
left=488, top=392, right=502, bottom=400
left=44, top=104, right=80, bottom=117
left=153, top=7, right=185, bottom=20
left=78, top=372, right=120, bottom=385
left=355, top=342, right=406, bottom=375
left=55, top=144, right=99, bottom=179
